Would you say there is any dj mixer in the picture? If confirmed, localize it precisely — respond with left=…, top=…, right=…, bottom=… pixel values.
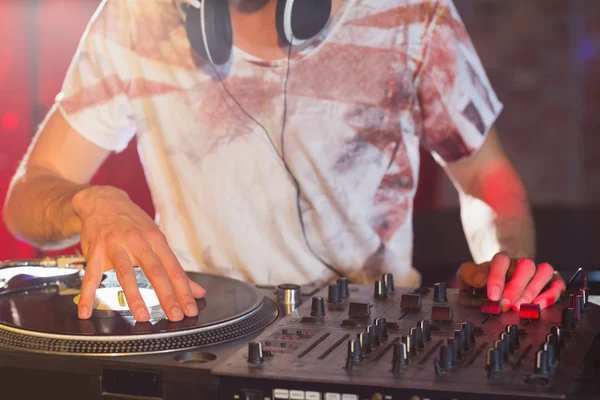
left=0, top=258, right=598, bottom=400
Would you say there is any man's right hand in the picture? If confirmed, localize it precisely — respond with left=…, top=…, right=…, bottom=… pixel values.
left=72, top=185, right=205, bottom=322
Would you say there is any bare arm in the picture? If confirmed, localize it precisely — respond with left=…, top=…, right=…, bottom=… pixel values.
left=444, top=127, right=535, bottom=263
left=446, top=127, right=564, bottom=310
left=3, top=105, right=111, bottom=249
left=2, top=106, right=204, bottom=322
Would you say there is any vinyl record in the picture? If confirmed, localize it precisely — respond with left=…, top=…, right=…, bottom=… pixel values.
left=0, top=267, right=278, bottom=355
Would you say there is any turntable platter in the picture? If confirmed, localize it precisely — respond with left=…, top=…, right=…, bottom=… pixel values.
left=0, top=268, right=278, bottom=356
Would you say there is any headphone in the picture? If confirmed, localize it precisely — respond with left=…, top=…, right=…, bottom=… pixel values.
left=175, top=0, right=333, bottom=65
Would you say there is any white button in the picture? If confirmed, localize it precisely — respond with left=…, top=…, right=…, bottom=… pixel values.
left=290, top=391, right=305, bottom=400
left=305, top=392, right=321, bottom=400
left=325, top=394, right=341, bottom=400
left=273, top=389, right=289, bottom=399
left=342, top=395, right=358, bottom=400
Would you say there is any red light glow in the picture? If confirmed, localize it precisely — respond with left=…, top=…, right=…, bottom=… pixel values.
left=1, top=112, right=20, bottom=132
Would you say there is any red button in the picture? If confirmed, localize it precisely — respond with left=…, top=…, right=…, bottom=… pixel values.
left=481, top=299, right=501, bottom=315
left=519, top=303, right=541, bottom=320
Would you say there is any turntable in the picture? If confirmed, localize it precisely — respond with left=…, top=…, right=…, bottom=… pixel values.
left=1, top=257, right=600, bottom=400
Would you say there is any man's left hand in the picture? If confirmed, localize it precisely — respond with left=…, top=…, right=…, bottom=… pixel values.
left=457, top=253, right=566, bottom=311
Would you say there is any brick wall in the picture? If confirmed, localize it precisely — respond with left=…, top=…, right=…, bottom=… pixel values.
left=436, top=0, right=600, bottom=208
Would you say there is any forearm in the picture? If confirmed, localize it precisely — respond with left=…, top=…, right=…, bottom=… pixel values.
left=459, top=161, right=535, bottom=263
left=2, top=165, right=88, bottom=250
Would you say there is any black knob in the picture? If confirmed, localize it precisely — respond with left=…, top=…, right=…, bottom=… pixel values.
left=392, top=342, right=408, bottom=373
left=578, top=288, right=588, bottom=308
left=382, top=273, right=395, bottom=293
left=551, top=326, right=565, bottom=348
left=434, top=282, right=448, bottom=303
left=439, top=345, right=456, bottom=369
left=448, top=337, right=462, bottom=361
left=344, top=341, right=354, bottom=370
left=494, top=339, right=509, bottom=362
left=486, top=348, right=503, bottom=377
left=412, top=326, right=425, bottom=350
left=310, top=296, right=326, bottom=317
left=542, top=341, right=556, bottom=366
left=500, top=332, right=514, bottom=354
left=349, top=338, right=362, bottom=364
left=546, top=333, right=561, bottom=356
left=337, top=278, right=349, bottom=298
left=419, top=320, right=431, bottom=342
left=374, top=280, right=387, bottom=298
left=328, top=284, right=341, bottom=304
left=506, top=324, right=520, bottom=349
left=455, top=329, right=469, bottom=353
left=367, top=325, right=380, bottom=347
left=247, top=341, right=264, bottom=364
left=403, top=334, right=417, bottom=357
left=358, top=331, right=371, bottom=355
left=561, top=307, right=576, bottom=330
left=571, top=294, right=584, bottom=317
left=375, top=317, right=388, bottom=339
left=535, top=349, right=551, bottom=374
left=461, top=322, right=476, bottom=346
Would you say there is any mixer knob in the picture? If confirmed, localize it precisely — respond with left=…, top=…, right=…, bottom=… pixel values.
left=551, top=326, right=565, bottom=348
left=348, top=302, right=371, bottom=318
left=391, top=342, right=409, bottom=373
left=402, top=333, right=417, bottom=357
left=439, top=345, right=456, bottom=369
left=418, top=320, right=431, bottom=342
left=461, top=322, right=476, bottom=346
left=571, top=294, right=584, bottom=318
left=546, top=333, right=560, bottom=357
left=455, top=329, right=469, bottom=353
left=375, top=318, right=388, bottom=339
left=431, top=306, right=453, bottom=321
left=434, top=282, right=448, bottom=303
left=337, top=278, right=349, bottom=298
left=310, top=296, right=326, bottom=317
left=448, top=337, right=462, bottom=361
left=383, top=273, right=395, bottom=293
left=358, top=331, right=371, bottom=355
left=486, top=348, right=503, bottom=377
left=400, top=294, right=422, bottom=310
left=367, top=325, right=381, bottom=347
left=494, top=339, right=509, bottom=362
left=519, top=303, right=541, bottom=320
left=561, top=308, right=576, bottom=330
left=542, top=341, right=556, bottom=367
left=350, top=338, right=363, bottom=364
left=578, top=288, right=588, bottom=308
left=535, top=349, right=551, bottom=375
left=374, top=280, right=388, bottom=299
left=505, top=324, right=520, bottom=349
left=411, top=326, right=425, bottom=350
left=328, top=284, right=341, bottom=304
left=500, top=332, right=514, bottom=354
left=247, top=341, right=264, bottom=364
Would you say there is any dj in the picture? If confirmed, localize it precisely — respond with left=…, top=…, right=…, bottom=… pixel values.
left=2, top=0, right=565, bottom=322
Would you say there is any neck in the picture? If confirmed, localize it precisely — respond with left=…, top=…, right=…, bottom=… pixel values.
left=230, top=0, right=285, bottom=60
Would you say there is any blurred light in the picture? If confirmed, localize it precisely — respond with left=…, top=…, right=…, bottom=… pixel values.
left=1, top=112, right=20, bottom=132
left=576, top=39, right=597, bottom=62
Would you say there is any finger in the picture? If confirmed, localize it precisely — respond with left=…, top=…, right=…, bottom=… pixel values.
left=150, top=236, right=200, bottom=317
left=78, top=249, right=106, bottom=319
left=132, top=243, right=185, bottom=322
left=501, top=258, right=536, bottom=310
left=487, top=253, right=512, bottom=301
left=111, top=248, right=151, bottom=322
left=533, top=279, right=567, bottom=309
left=512, top=262, right=554, bottom=310
left=456, top=261, right=490, bottom=288
left=189, top=278, right=206, bottom=298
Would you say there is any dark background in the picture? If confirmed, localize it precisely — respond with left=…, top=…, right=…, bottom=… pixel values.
left=0, top=0, right=598, bottom=280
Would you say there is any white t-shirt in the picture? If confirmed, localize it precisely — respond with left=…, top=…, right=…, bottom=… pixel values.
left=56, top=0, right=503, bottom=287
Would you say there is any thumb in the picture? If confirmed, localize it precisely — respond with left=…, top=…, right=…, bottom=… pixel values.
left=456, top=261, right=490, bottom=288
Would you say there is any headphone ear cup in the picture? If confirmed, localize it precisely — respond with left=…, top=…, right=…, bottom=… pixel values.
left=184, top=0, right=232, bottom=65
left=276, top=0, right=333, bottom=44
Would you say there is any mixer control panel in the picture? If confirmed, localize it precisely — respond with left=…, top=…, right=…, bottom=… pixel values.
left=215, top=275, right=600, bottom=400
